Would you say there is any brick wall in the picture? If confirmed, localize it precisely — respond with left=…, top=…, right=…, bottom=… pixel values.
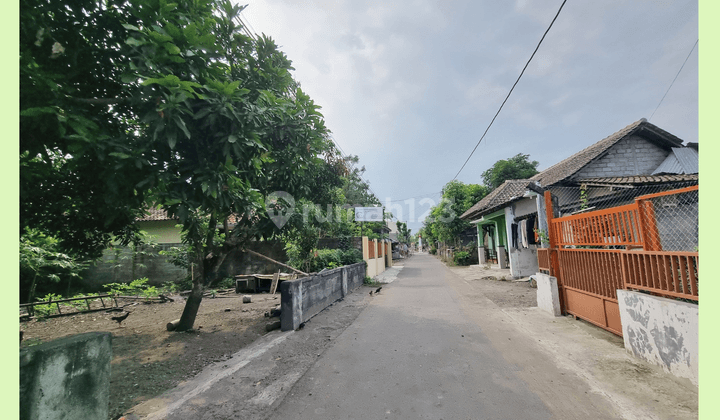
left=573, top=135, right=669, bottom=179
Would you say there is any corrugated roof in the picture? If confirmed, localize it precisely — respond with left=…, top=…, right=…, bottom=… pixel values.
left=460, top=180, right=534, bottom=220
left=578, top=174, right=698, bottom=185
left=652, top=147, right=698, bottom=175
left=530, top=119, right=683, bottom=187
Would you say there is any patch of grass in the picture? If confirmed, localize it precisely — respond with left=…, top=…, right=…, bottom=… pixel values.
left=363, top=276, right=382, bottom=287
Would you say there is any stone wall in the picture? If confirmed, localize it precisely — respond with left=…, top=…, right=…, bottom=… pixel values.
left=20, top=332, right=112, bottom=420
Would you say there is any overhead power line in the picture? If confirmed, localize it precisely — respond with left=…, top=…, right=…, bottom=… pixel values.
left=649, top=39, right=698, bottom=122
left=451, top=0, right=568, bottom=181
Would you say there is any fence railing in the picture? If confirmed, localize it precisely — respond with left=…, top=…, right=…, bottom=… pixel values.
left=622, top=251, right=698, bottom=301
left=537, top=248, right=551, bottom=272
left=539, top=185, right=699, bottom=305
left=558, top=249, right=625, bottom=300
left=552, top=203, right=643, bottom=247
left=368, top=241, right=375, bottom=259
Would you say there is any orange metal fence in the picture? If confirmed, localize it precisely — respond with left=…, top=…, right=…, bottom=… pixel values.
left=537, top=248, right=551, bottom=272
left=552, top=203, right=643, bottom=247
left=622, top=251, right=699, bottom=301
left=558, top=249, right=624, bottom=300
left=368, top=241, right=375, bottom=259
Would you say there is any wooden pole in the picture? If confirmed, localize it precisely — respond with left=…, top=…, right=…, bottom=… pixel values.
left=242, top=248, right=308, bottom=276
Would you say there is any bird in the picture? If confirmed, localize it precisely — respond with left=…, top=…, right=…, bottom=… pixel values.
left=375, top=287, right=382, bottom=294
left=369, top=291, right=374, bottom=297
left=111, top=311, right=131, bottom=327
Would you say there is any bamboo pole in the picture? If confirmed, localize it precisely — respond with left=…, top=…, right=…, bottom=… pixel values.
left=242, top=248, right=308, bottom=276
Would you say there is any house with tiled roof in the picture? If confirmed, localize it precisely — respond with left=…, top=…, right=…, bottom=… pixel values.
left=136, top=207, right=182, bottom=244
left=460, top=119, right=698, bottom=278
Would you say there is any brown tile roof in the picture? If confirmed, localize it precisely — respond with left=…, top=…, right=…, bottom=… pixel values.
left=460, top=180, right=535, bottom=220
left=137, top=207, right=173, bottom=221
left=530, top=119, right=683, bottom=187
left=137, top=208, right=243, bottom=225
left=578, top=174, right=698, bottom=185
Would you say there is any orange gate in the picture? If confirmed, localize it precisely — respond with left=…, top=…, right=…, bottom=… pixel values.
left=539, top=186, right=698, bottom=336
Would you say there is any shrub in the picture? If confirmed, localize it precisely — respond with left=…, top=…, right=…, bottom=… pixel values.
left=429, top=247, right=437, bottom=255
left=453, top=251, right=471, bottom=266
left=308, top=248, right=364, bottom=272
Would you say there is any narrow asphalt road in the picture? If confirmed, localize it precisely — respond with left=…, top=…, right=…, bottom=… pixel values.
left=269, top=254, right=622, bottom=420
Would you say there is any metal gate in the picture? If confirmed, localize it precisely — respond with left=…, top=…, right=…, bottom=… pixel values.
left=538, top=186, right=699, bottom=336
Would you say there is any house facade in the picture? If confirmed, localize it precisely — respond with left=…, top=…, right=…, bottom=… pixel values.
left=460, top=118, right=698, bottom=278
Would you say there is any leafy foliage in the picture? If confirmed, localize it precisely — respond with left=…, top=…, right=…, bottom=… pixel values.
left=421, top=181, right=488, bottom=246
left=481, top=153, right=539, bottom=189
left=20, top=228, right=86, bottom=303
left=453, top=251, right=472, bottom=266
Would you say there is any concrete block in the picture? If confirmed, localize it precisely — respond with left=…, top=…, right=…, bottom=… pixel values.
left=617, top=290, right=698, bottom=385
left=20, top=332, right=112, bottom=420
left=535, top=273, right=561, bottom=316
left=281, top=263, right=365, bottom=331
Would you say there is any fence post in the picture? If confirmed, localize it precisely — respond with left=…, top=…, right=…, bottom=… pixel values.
left=636, top=198, right=662, bottom=251
left=544, top=191, right=565, bottom=314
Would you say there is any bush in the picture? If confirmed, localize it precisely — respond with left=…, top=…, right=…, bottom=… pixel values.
left=429, top=247, right=437, bottom=255
left=453, top=251, right=471, bottom=266
left=308, top=248, right=364, bottom=272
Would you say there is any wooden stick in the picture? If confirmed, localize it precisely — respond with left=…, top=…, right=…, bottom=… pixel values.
left=242, top=248, right=308, bottom=276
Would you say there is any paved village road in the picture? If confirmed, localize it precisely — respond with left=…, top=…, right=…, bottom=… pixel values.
left=269, top=254, right=624, bottom=420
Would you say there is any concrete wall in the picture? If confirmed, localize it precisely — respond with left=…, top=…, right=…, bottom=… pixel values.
left=20, top=332, right=112, bottom=420
left=362, top=237, right=386, bottom=278
left=574, top=135, right=670, bottom=179
left=535, top=273, right=561, bottom=316
left=81, top=240, right=289, bottom=291
left=280, top=262, right=366, bottom=331
left=617, top=290, right=698, bottom=385
left=137, top=220, right=182, bottom=243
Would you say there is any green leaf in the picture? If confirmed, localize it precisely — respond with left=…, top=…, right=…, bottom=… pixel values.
left=122, top=24, right=140, bottom=31
left=20, top=107, right=57, bottom=117
left=164, top=43, right=181, bottom=55
left=228, top=134, right=237, bottom=143
left=173, top=115, right=191, bottom=139
left=125, top=37, right=146, bottom=47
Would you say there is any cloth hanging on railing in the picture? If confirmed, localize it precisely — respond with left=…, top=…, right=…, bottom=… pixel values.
left=511, top=223, right=519, bottom=249
left=520, top=220, right=528, bottom=248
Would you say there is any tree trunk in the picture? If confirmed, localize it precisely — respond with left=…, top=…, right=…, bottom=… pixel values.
left=175, top=279, right=204, bottom=331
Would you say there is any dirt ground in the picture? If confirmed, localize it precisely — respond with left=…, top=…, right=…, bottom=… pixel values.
left=448, top=263, right=538, bottom=308
left=20, top=291, right=281, bottom=420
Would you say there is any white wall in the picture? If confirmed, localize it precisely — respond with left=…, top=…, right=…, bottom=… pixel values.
left=504, top=199, right=540, bottom=278
left=617, top=290, right=698, bottom=385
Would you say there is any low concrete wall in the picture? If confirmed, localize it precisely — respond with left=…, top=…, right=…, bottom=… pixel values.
left=617, top=290, right=698, bottom=385
left=280, top=262, right=365, bottom=331
left=535, top=273, right=561, bottom=316
left=20, top=332, right=112, bottom=420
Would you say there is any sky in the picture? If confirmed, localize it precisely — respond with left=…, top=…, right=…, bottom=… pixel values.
left=240, top=0, right=699, bottom=233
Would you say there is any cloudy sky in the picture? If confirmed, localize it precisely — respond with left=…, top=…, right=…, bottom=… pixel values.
left=241, top=0, right=698, bottom=232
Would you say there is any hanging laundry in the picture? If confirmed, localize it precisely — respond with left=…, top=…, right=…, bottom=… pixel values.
left=519, top=219, right=528, bottom=248
left=511, top=223, right=519, bottom=249
left=527, top=214, right=537, bottom=245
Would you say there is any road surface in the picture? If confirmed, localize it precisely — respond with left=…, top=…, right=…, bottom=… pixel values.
left=269, top=254, right=622, bottom=420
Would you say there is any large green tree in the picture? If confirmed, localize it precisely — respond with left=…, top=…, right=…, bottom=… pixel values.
left=422, top=181, right=488, bottom=246
left=21, top=0, right=344, bottom=330
left=481, top=153, right=539, bottom=189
